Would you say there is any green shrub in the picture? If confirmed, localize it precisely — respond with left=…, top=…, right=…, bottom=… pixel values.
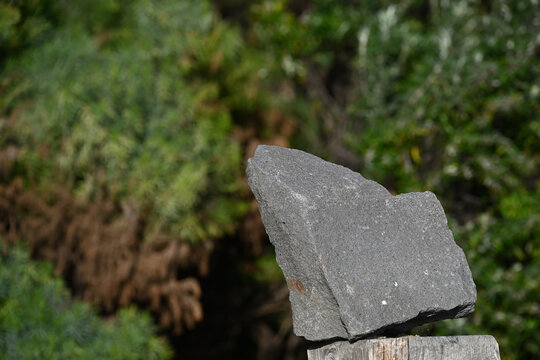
left=252, top=1, right=540, bottom=359
left=0, top=0, right=269, bottom=242
left=3, top=0, right=539, bottom=358
left=0, top=244, right=172, bottom=360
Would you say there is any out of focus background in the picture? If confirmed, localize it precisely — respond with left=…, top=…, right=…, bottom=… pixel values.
left=1, top=0, right=539, bottom=359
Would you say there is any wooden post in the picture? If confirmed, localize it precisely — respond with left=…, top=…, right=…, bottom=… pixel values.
left=307, top=335, right=501, bottom=360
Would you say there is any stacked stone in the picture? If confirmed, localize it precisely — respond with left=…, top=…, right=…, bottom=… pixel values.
left=247, top=145, right=477, bottom=342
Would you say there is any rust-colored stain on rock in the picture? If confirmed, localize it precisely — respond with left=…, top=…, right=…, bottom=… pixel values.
left=287, top=279, right=306, bottom=293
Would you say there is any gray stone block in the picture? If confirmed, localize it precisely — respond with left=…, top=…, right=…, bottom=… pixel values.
left=247, top=145, right=476, bottom=341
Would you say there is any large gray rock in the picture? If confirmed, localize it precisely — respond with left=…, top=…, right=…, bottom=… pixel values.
left=247, top=145, right=477, bottom=342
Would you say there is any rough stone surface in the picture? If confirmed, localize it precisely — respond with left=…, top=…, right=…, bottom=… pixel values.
left=246, top=145, right=477, bottom=341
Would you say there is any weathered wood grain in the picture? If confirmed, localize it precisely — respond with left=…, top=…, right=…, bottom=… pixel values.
left=307, top=338, right=408, bottom=360
left=307, top=336, right=501, bottom=360
left=408, top=336, right=501, bottom=360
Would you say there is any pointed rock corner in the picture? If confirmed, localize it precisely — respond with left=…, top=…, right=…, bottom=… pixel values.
left=247, top=145, right=477, bottom=341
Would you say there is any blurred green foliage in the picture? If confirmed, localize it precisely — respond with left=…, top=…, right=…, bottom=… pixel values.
left=0, top=244, right=171, bottom=359
left=0, top=0, right=268, bottom=242
left=1, top=0, right=539, bottom=359
left=442, top=190, right=540, bottom=357
left=252, top=1, right=540, bottom=358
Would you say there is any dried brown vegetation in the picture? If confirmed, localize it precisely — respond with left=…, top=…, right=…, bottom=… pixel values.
left=0, top=104, right=306, bottom=358
left=0, top=176, right=206, bottom=335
